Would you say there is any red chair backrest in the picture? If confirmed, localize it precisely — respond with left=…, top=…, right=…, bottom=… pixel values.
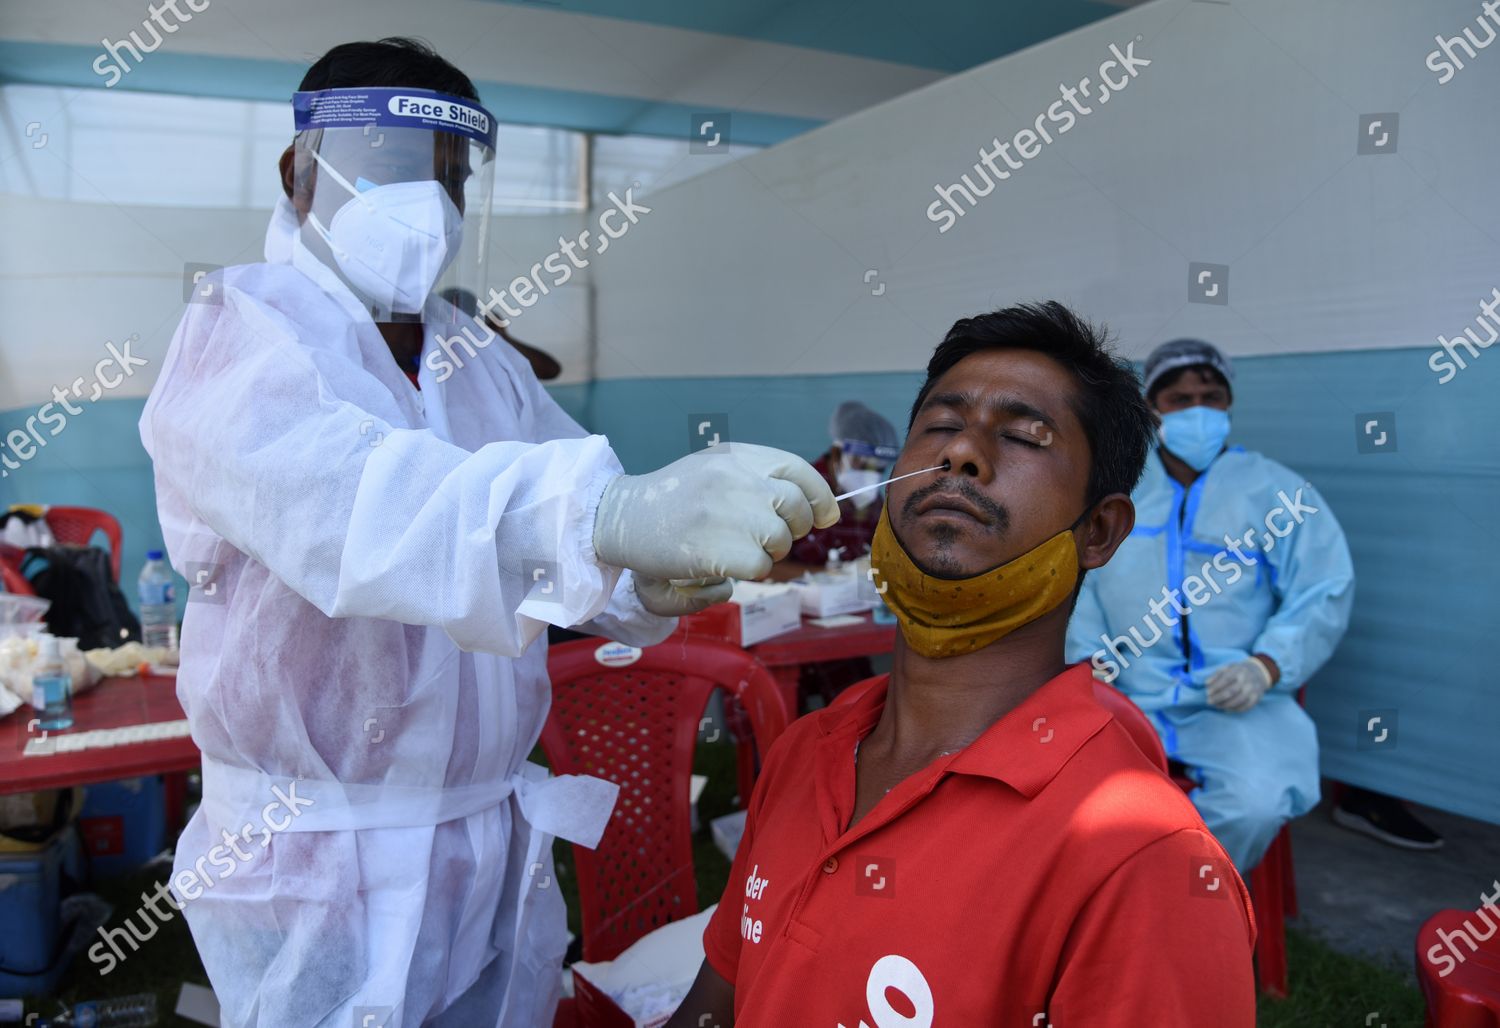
left=44, top=506, right=123, bottom=583
left=541, top=636, right=790, bottom=963
left=0, top=548, right=34, bottom=595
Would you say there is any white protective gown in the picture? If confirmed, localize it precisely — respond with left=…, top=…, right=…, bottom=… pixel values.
left=139, top=199, right=675, bottom=1027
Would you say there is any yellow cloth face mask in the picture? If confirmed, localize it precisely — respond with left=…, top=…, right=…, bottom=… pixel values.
left=869, top=506, right=1080, bottom=658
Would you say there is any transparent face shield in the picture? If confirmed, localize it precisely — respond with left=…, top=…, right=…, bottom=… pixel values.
left=290, top=87, right=496, bottom=322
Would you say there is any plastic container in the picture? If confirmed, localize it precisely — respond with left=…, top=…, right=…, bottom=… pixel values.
left=136, top=552, right=177, bottom=653
left=32, top=634, right=73, bottom=730
left=0, top=593, right=50, bottom=642
left=78, top=777, right=166, bottom=879
left=0, top=829, right=66, bottom=990
left=71, top=994, right=159, bottom=1027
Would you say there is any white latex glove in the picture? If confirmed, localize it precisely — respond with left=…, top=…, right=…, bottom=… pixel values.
left=1205, top=657, right=1274, bottom=712
left=634, top=576, right=734, bottom=617
left=593, top=443, right=840, bottom=582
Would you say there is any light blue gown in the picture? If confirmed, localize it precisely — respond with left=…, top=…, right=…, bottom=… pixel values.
left=1067, top=445, right=1355, bottom=871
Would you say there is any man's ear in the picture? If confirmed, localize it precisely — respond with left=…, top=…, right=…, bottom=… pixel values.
left=1076, top=493, right=1135, bottom=571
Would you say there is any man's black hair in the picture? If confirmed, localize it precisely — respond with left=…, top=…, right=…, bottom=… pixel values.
left=1145, top=364, right=1232, bottom=407
left=910, top=301, right=1155, bottom=504
left=299, top=38, right=479, bottom=100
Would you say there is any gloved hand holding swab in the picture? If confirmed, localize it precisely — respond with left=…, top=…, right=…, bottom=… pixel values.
left=833, top=461, right=948, bottom=503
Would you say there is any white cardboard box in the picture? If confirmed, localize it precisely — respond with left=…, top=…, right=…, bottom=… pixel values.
left=789, top=569, right=874, bottom=618
left=729, top=581, right=802, bottom=646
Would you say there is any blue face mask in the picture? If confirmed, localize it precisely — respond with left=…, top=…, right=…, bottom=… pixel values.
left=1158, top=406, right=1230, bottom=471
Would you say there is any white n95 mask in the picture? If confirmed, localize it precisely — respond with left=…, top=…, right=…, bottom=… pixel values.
left=835, top=466, right=883, bottom=509
left=307, top=150, right=462, bottom=314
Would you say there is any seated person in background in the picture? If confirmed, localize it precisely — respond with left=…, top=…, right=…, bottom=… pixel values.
left=480, top=307, right=562, bottom=380
left=668, top=303, right=1256, bottom=1028
left=440, top=287, right=563, bottom=380
left=767, top=401, right=899, bottom=579
left=1066, top=338, right=1355, bottom=873
left=767, top=401, right=899, bottom=707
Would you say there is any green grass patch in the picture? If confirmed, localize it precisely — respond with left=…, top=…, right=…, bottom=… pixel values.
left=1256, top=926, right=1424, bottom=1026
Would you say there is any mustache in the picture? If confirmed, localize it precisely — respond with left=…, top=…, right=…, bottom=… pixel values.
left=903, top=477, right=1010, bottom=530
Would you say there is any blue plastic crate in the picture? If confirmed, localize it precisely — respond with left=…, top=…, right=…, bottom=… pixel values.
left=78, top=776, right=165, bottom=879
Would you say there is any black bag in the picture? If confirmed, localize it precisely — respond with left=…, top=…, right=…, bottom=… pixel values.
left=20, top=545, right=142, bottom=650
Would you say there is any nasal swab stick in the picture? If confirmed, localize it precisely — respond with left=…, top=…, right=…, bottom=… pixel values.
left=833, top=462, right=947, bottom=502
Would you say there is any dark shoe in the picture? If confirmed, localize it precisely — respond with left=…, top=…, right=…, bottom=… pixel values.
left=1332, top=790, right=1444, bottom=850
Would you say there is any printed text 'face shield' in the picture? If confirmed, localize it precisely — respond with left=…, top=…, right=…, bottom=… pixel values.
left=290, top=87, right=496, bottom=320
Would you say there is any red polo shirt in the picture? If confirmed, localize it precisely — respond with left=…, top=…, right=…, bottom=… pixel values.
left=703, top=663, right=1256, bottom=1026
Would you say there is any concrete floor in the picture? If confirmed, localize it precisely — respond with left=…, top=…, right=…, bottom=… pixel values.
left=1286, top=794, right=1500, bottom=976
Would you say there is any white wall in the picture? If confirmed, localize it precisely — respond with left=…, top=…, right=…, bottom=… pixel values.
left=0, top=195, right=591, bottom=409
left=589, top=0, right=1500, bottom=377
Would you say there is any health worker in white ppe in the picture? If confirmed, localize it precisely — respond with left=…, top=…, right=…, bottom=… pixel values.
left=1066, top=338, right=1354, bottom=872
left=138, top=38, right=837, bottom=1028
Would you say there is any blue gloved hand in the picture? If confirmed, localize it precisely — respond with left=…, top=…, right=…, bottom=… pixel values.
left=1205, top=657, right=1274, bottom=712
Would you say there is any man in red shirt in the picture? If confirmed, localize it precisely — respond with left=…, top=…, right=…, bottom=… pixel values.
left=667, top=302, right=1256, bottom=1027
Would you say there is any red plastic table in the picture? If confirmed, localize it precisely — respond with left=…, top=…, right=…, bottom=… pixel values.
left=747, top=612, right=898, bottom=716
left=675, top=608, right=898, bottom=716
left=676, top=610, right=897, bottom=804
left=0, top=673, right=200, bottom=829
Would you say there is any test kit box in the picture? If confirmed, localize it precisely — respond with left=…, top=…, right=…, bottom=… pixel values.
left=789, top=570, right=873, bottom=618
left=673, top=582, right=802, bottom=647
left=726, top=581, right=802, bottom=646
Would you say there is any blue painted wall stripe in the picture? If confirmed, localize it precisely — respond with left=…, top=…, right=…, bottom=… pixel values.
left=2, top=347, right=1496, bottom=824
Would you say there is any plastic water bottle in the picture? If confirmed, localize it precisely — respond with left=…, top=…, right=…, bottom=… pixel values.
left=32, top=633, right=73, bottom=731
left=71, top=992, right=159, bottom=1026
left=137, top=550, right=178, bottom=653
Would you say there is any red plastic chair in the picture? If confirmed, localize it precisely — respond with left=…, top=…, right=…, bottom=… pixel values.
left=1090, top=679, right=1298, bottom=996
left=1162, top=720, right=1297, bottom=996
left=1417, top=907, right=1500, bottom=1026
left=44, top=506, right=123, bottom=583
left=0, top=544, right=34, bottom=595
left=540, top=636, right=791, bottom=965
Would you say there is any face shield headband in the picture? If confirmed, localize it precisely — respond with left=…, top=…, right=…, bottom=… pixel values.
left=291, top=87, right=497, bottom=317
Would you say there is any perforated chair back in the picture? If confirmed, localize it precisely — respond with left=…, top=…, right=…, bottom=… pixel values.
left=44, top=506, right=123, bottom=583
left=541, top=635, right=790, bottom=963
